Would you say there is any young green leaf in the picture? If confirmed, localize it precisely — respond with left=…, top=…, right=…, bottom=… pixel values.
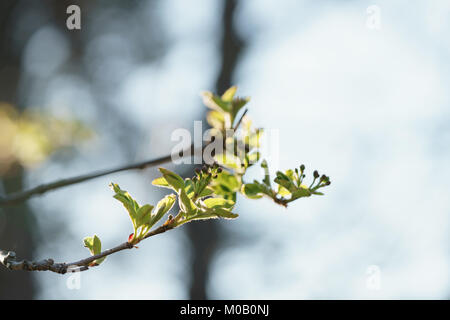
left=190, top=207, right=239, bottom=222
left=212, top=170, right=240, bottom=191
left=110, top=183, right=140, bottom=228
left=158, top=168, right=185, bottom=191
left=214, top=153, right=242, bottom=171
left=231, top=97, right=250, bottom=121
left=210, top=170, right=240, bottom=201
left=83, top=236, right=95, bottom=255
left=198, top=186, right=214, bottom=197
left=135, top=204, right=153, bottom=228
left=241, top=183, right=264, bottom=199
left=151, top=194, right=176, bottom=226
left=291, top=186, right=312, bottom=199
left=285, top=169, right=295, bottom=180
left=202, top=91, right=230, bottom=113
left=151, top=176, right=170, bottom=188
left=221, top=86, right=237, bottom=102
left=213, top=207, right=239, bottom=219
left=277, top=185, right=291, bottom=197
left=206, top=110, right=225, bottom=130
left=212, top=96, right=231, bottom=113
left=203, top=197, right=235, bottom=210
left=274, top=172, right=297, bottom=193
left=178, top=188, right=197, bottom=216
left=83, top=235, right=106, bottom=265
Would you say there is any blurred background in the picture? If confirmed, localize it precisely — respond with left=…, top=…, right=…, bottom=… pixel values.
left=0, top=0, right=449, bottom=299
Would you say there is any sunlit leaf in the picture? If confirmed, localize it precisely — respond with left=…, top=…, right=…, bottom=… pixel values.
left=210, top=170, right=240, bottom=200
left=83, top=236, right=95, bottom=254
left=135, top=204, right=153, bottom=228
left=231, top=97, right=250, bottom=119
left=198, top=186, right=214, bottom=197
left=191, top=207, right=239, bottom=221
left=212, top=96, right=231, bottom=113
left=178, top=188, right=197, bottom=216
left=213, top=171, right=240, bottom=191
left=274, top=172, right=297, bottom=193
left=291, top=185, right=312, bottom=199
left=221, top=86, right=237, bottom=102
left=214, top=153, right=242, bottom=170
left=151, top=176, right=170, bottom=188
left=202, top=91, right=230, bottom=112
left=206, top=110, right=225, bottom=130
left=158, top=168, right=185, bottom=191
left=92, top=235, right=101, bottom=255
left=110, top=183, right=140, bottom=227
left=213, top=207, right=239, bottom=219
left=277, top=185, right=291, bottom=197
left=184, top=179, right=195, bottom=198
left=152, top=194, right=176, bottom=226
left=203, top=197, right=235, bottom=209
left=285, top=169, right=295, bottom=180
left=241, top=183, right=264, bottom=199
left=83, top=235, right=106, bottom=265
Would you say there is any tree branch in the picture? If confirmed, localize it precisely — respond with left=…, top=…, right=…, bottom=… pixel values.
left=0, top=108, right=251, bottom=207
left=0, top=109, right=252, bottom=273
left=0, top=223, right=175, bottom=274
left=0, top=145, right=195, bottom=206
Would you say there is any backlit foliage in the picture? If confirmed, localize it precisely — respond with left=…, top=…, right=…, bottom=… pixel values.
left=84, top=87, right=331, bottom=266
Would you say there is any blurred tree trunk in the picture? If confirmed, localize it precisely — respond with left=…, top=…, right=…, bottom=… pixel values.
left=0, top=0, right=85, bottom=299
left=1, top=0, right=166, bottom=299
left=186, top=0, right=245, bottom=299
left=0, top=172, right=36, bottom=299
left=0, top=0, right=36, bottom=299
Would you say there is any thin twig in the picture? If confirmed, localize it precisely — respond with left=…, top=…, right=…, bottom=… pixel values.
left=0, top=114, right=253, bottom=272
left=233, top=108, right=248, bottom=131
left=0, top=223, right=175, bottom=274
left=0, top=144, right=195, bottom=206
left=0, top=112, right=249, bottom=207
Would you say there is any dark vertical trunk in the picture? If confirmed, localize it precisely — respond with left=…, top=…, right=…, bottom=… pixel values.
left=0, top=171, right=36, bottom=299
left=214, top=0, right=245, bottom=94
left=0, top=1, right=35, bottom=299
left=0, top=0, right=80, bottom=299
left=1, top=0, right=165, bottom=298
left=186, top=0, right=245, bottom=300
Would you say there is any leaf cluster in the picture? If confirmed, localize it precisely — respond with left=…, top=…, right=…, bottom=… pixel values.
left=82, top=87, right=331, bottom=265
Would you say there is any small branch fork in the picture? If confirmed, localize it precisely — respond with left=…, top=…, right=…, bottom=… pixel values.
left=0, top=111, right=249, bottom=274
left=0, top=224, right=174, bottom=274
